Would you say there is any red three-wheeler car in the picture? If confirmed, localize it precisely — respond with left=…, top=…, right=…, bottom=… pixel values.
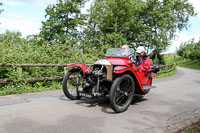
left=62, top=48, right=160, bottom=113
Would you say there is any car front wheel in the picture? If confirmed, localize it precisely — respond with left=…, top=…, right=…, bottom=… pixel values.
left=62, top=69, right=82, bottom=100
left=109, top=74, right=135, bottom=113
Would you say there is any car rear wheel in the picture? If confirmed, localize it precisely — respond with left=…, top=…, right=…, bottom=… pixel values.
left=109, top=74, right=135, bottom=113
left=62, top=69, right=82, bottom=100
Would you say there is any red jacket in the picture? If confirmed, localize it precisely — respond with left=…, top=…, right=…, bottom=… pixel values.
left=136, top=55, right=151, bottom=72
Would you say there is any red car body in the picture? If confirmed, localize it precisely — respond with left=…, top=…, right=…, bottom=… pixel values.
left=67, top=56, right=155, bottom=94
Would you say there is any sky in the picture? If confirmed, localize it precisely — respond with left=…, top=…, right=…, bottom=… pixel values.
left=0, top=0, right=200, bottom=53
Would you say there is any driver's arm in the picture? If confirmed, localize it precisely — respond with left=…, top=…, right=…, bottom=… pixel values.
left=137, top=58, right=151, bottom=72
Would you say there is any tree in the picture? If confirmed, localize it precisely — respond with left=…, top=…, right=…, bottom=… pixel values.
left=177, top=38, right=200, bottom=63
left=40, top=0, right=86, bottom=44
left=141, top=0, right=196, bottom=61
left=82, top=0, right=143, bottom=50
left=0, top=30, right=26, bottom=46
left=82, top=0, right=196, bottom=63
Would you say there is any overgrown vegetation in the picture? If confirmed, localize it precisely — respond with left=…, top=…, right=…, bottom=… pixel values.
left=175, top=38, right=200, bottom=69
left=162, top=53, right=200, bottom=70
left=178, top=121, right=200, bottom=133
left=177, top=39, right=200, bottom=64
left=177, top=60, right=200, bottom=70
left=0, top=31, right=98, bottom=96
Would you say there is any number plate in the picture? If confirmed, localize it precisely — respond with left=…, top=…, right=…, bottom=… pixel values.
left=78, top=92, right=92, bottom=98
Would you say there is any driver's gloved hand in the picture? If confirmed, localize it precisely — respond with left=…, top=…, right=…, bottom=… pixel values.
left=135, top=56, right=140, bottom=66
left=136, top=55, right=140, bottom=62
left=129, top=56, right=135, bottom=63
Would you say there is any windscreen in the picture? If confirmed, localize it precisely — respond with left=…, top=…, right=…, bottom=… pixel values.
left=105, top=48, right=134, bottom=57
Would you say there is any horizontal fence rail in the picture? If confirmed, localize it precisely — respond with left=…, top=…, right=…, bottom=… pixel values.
left=158, top=64, right=174, bottom=74
left=0, top=63, right=174, bottom=84
left=0, top=63, right=68, bottom=67
left=0, top=63, right=69, bottom=84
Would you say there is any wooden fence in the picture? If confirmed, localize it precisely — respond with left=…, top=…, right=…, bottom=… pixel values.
left=0, top=63, right=174, bottom=84
left=0, top=63, right=69, bottom=84
left=158, top=64, right=174, bottom=74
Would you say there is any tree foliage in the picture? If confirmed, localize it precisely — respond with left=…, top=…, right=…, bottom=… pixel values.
left=80, top=0, right=196, bottom=64
left=0, top=30, right=26, bottom=46
left=40, top=0, right=87, bottom=44
left=177, top=39, right=200, bottom=62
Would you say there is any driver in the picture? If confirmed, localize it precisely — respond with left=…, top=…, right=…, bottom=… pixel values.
left=135, top=46, right=151, bottom=72
left=121, top=45, right=130, bottom=56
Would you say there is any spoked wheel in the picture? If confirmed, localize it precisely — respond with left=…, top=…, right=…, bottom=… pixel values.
left=110, top=74, right=135, bottom=113
left=62, top=69, right=83, bottom=100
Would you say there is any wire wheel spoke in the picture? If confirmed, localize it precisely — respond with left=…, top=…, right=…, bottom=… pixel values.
left=115, top=93, right=128, bottom=106
left=115, top=78, right=132, bottom=107
left=67, top=72, right=82, bottom=96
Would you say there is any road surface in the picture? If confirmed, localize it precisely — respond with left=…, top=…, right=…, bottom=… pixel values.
left=0, top=67, right=200, bottom=133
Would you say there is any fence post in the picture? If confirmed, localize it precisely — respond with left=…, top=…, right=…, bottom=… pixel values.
left=64, top=67, right=68, bottom=75
left=18, top=67, right=23, bottom=80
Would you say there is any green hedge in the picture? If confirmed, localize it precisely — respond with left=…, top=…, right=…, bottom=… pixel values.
left=0, top=42, right=98, bottom=81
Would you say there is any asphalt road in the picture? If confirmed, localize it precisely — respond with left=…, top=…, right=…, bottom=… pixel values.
left=0, top=67, right=200, bottom=133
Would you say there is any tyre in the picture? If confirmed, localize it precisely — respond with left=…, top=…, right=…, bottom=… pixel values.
left=109, top=74, right=135, bottom=113
left=62, top=69, right=82, bottom=100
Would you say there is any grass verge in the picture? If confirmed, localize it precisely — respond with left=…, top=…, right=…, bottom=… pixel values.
left=154, top=69, right=177, bottom=79
left=0, top=81, right=61, bottom=96
left=177, top=60, right=200, bottom=70
left=177, top=121, right=200, bottom=133
left=153, top=64, right=177, bottom=79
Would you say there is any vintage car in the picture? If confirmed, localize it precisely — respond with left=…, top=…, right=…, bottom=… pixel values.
left=62, top=48, right=160, bottom=113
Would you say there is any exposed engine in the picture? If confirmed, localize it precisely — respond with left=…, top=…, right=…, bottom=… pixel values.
left=82, top=64, right=110, bottom=96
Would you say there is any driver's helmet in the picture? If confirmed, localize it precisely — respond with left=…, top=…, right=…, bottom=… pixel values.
left=136, top=46, right=146, bottom=53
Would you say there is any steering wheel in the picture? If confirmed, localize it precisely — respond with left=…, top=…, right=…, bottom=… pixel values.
left=129, top=55, right=136, bottom=64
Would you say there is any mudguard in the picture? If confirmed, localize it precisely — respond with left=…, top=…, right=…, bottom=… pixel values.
left=66, top=63, right=92, bottom=77
left=113, top=66, right=145, bottom=93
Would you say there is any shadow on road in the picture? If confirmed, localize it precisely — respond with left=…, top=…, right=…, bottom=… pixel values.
left=73, top=95, right=148, bottom=114
left=75, top=97, right=115, bottom=114
left=133, top=95, right=148, bottom=104
left=193, top=80, right=200, bottom=84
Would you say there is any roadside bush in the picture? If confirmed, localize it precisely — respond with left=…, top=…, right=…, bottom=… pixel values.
left=0, top=81, right=61, bottom=95
left=177, top=39, right=200, bottom=63
left=0, top=31, right=98, bottom=86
